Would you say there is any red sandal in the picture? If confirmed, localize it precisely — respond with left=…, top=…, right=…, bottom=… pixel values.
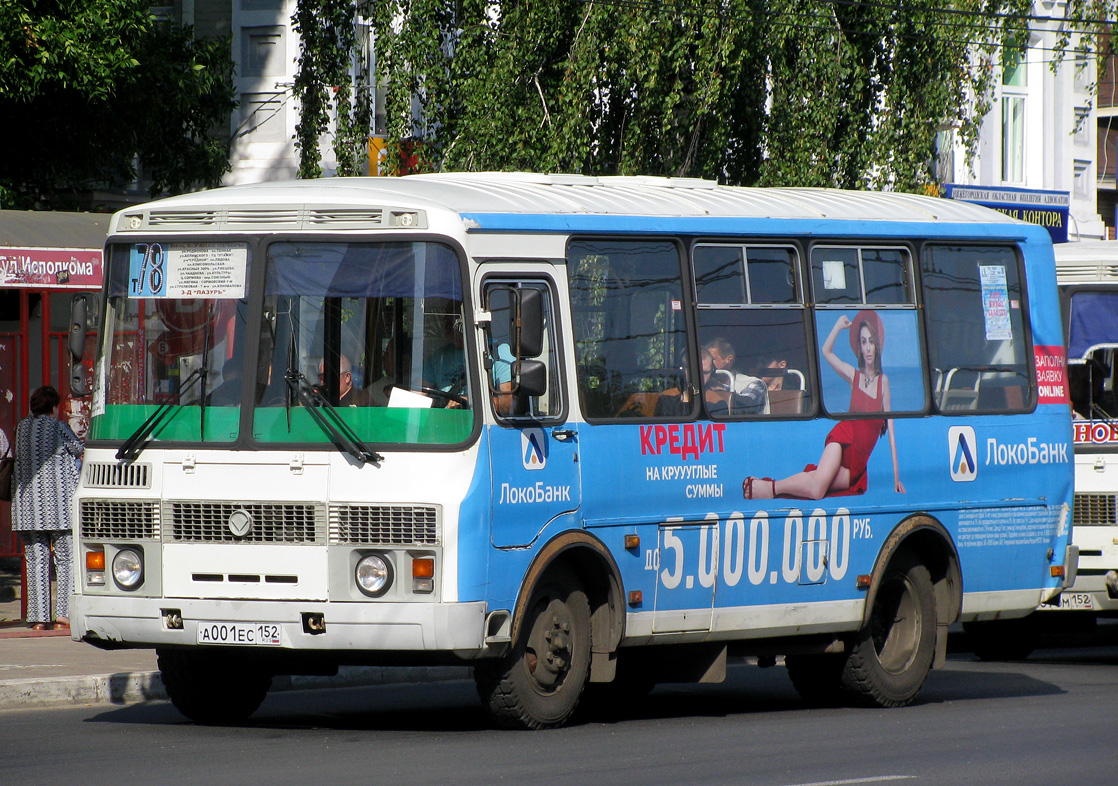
left=743, top=477, right=775, bottom=500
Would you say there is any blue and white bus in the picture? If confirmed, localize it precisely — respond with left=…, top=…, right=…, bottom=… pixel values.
left=1052, top=240, right=1118, bottom=619
left=70, top=173, right=1075, bottom=728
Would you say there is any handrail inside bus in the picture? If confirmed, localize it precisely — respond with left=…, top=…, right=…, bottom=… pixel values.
left=939, top=365, right=1028, bottom=411
left=1080, top=342, right=1118, bottom=359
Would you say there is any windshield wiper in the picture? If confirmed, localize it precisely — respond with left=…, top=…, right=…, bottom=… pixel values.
left=116, top=367, right=207, bottom=461
left=283, top=368, right=383, bottom=465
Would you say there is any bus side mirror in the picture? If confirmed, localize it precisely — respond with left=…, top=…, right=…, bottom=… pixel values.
left=69, top=295, right=91, bottom=397
left=516, top=359, right=547, bottom=397
left=514, top=288, right=543, bottom=359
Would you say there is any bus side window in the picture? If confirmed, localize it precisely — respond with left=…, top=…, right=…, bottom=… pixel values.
left=483, top=281, right=562, bottom=420
left=569, top=240, right=688, bottom=420
left=693, top=244, right=813, bottom=419
left=809, top=246, right=924, bottom=417
left=922, top=245, right=1032, bottom=414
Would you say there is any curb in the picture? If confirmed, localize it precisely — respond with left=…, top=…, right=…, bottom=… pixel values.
left=0, top=665, right=472, bottom=711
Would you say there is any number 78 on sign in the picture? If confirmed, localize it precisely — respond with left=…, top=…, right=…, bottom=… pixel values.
left=129, top=243, right=167, bottom=297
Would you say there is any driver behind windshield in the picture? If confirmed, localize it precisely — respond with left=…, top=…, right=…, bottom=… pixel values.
left=318, top=354, right=372, bottom=407
left=422, top=312, right=468, bottom=406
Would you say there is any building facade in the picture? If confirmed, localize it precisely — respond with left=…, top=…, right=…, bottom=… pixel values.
left=944, top=1, right=1108, bottom=241
left=1097, top=44, right=1117, bottom=236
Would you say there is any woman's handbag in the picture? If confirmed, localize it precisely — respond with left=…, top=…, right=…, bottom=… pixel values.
left=0, top=442, right=12, bottom=503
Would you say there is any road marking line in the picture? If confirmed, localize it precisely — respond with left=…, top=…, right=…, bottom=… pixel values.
left=782, top=777, right=917, bottom=786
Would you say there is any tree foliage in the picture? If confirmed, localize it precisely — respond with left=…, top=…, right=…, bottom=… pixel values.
left=292, top=0, right=373, bottom=177
left=0, top=0, right=235, bottom=209
left=337, top=0, right=1113, bottom=191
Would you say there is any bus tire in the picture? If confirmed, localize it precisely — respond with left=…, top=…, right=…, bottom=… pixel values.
left=841, top=551, right=936, bottom=707
left=157, top=648, right=272, bottom=724
left=784, top=653, right=847, bottom=706
left=474, top=567, right=591, bottom=729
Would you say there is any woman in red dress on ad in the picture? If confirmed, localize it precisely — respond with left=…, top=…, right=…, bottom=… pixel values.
left=744, top=310, right=905, bottom=500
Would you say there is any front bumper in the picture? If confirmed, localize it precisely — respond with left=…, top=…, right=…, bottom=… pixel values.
left=71, top=594, right=487, bottom=653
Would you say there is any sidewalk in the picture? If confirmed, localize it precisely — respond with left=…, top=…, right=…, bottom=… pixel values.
left=0, top=558, right=468, bottom=711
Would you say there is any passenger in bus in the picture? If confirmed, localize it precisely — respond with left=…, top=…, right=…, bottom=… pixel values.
left=490, top=342, right=516, bottom=416
left=206, top=359, right=243, bottom=406
left=758, top=353, right=806, bottom=416
left=654, top=349, right=714, bottom=417
left=743, top=311, right=905, bottom=499
left=704, top=337, right=768, bottom=414
left=759, top=354, right=792, bottom=391
left=318, top=354, right=371, bottom=407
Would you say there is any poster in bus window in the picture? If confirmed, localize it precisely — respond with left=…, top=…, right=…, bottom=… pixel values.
left=980, top=265, right=1013, bottom=341
left=743, top=310, right=918, bottom=501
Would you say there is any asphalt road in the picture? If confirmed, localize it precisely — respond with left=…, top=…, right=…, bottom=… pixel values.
left=3, top=633, right=1118, bottom=786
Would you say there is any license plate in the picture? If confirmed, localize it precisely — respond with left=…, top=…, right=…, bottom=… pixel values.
left=196, top=621, right=282, bottom=646
left=1038, top=592, right=1096, bottom=611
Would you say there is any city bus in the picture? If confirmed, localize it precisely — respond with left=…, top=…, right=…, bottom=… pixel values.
left=1050, top=239, right=1118, bottom=623
left=69, top=173, right=1076, bottom=728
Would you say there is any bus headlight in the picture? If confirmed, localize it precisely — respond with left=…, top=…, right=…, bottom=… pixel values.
left=112, top=548, right=144, bottom=590
left=355, top=553, right=393, bottom=597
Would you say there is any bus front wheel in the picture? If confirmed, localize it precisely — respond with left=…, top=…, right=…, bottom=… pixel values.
left=841, top=551, right=936, bottom=708
left=158, top=648, right=272, bottom=724
left=475, top=567, right=591, bottom=729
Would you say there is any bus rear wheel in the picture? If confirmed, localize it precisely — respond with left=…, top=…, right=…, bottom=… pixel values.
left=475, top=567, right=591, bottom=729
left=158, top=648, right=272, bottom=724
left=841, top=551, right=936, bottom=708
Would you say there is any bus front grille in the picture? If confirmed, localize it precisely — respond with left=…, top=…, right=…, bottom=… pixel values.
left=80, top=499, right=159, bottom=540
left=329, top=505, right=441, bottom=546
left=84, top=462, right=152, bottom=489
left=1073, top=493, right=1117, bottom=526
left=167, top=502, right=323, bottom=543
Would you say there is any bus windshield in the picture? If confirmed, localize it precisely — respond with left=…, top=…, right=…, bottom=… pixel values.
left=90, top=239, right=474, bottom=449
left=91, top=242, right=251, bottom=443
left=1067, top=289, right=1118, bottom=419
left=252, top=240, right=473, bottom=446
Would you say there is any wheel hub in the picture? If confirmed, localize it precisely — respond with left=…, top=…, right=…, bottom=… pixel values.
left=527, top=605, right=572, bottom=689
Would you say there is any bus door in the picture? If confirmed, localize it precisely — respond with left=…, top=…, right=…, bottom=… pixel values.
left=653, top=520, right=717, bottom=632
left=482, top=278, right=580, bottom=548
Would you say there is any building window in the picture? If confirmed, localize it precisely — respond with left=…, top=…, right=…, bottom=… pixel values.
left=1001, top=48, right=1027, bottom=184
left=1075, top=160, right=1091, bottom=197
left=238, top=92, right=287, bottom=142
left=1075, top=107, right=1091, bottom=146
left=1074, top=51, right=1091, bottom=93
left=242, top=26, right=286, bottom=78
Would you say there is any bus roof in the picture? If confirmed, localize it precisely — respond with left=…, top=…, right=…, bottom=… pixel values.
left=112, top=173, right=1025, bottom=234
left=1053, top=238, right=1118, bottom=284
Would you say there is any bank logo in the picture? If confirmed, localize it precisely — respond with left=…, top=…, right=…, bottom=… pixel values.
left=522, top=428, right=547, bottom=470
left=949, top=426, right=977, bottom=482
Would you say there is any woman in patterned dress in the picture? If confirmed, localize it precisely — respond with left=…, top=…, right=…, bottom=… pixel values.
left=13, top=386, right=83, bottom=630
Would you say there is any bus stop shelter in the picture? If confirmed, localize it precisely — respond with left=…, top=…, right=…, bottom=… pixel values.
left=1, top=210, right=107, bottom=613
